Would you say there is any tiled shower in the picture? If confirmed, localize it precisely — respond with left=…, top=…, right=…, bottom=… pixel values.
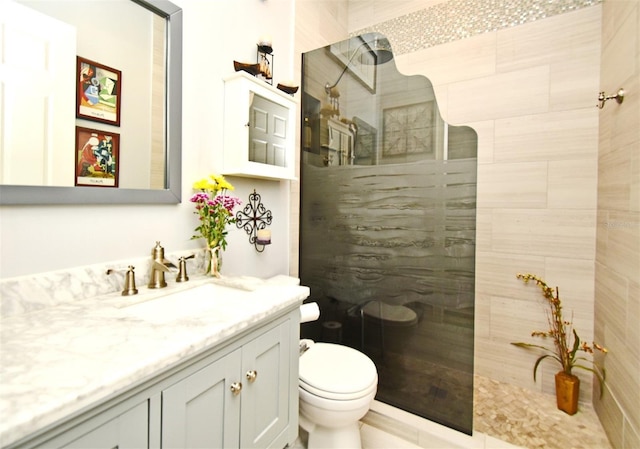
left=294, top=0, right=638, bottom=446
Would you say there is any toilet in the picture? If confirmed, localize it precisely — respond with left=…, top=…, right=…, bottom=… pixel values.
left=298, top=341, right=378, bottom=449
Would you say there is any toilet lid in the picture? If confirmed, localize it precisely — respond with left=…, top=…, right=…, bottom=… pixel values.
left=299, top=343, right=377, bottom=397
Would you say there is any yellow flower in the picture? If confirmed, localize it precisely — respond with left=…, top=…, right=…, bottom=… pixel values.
left=192, top=174, right=235, bottom=193
left=193, top=178, right=212, bottom=191
left=211, top=174, right=234, bottom=191
left=190, top=174, right=240, bottom=254
left=218, top=179, right=234, bottom=190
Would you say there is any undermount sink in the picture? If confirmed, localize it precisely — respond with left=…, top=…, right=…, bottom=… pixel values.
left=120, top=283, right=241, bottom=324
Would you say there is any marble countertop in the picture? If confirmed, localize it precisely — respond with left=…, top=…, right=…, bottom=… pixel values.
left=0, top=276, right=310, bottom=447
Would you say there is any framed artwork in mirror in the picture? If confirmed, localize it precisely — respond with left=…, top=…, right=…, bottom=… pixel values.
left=76, top=57, right=121, bottom=126
left=75, top=127, right=120, bottom=188
left=382, top=102, right=435, bottom=156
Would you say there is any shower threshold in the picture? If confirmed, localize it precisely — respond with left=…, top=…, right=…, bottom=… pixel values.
left=363, top=400, right=524, bottom=449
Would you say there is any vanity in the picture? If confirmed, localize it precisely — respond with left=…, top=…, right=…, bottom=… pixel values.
left=0, top=278, right=309, bottom=449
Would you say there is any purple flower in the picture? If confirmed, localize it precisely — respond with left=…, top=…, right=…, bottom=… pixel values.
left=212, top=195, right=242, bottom=212
left=190, top=192, right=210, bottom=203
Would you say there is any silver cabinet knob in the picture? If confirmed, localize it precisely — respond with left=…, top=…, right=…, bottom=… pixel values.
left=230, top=382, right=242, bottom=395
left=246, top=370, right=258, bottom=383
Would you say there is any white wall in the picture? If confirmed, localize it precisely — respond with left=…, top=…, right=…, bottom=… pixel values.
left=0, top=0, right=297, bottom=280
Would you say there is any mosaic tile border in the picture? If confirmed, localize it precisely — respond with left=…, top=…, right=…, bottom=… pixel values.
left=352, top=0, right=602, bottom=55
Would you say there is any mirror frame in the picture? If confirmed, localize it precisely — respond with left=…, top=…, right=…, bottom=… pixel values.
left=0, top=0, right=182, bottom=205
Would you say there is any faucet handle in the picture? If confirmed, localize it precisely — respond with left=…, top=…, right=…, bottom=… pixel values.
left=107, top=265, right=139, bottom=296
left=122, top=266, right=139, bottom=296
left=176, top=255, right=195, bottom=283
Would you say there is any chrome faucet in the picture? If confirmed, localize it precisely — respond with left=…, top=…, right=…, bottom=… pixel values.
left=148, top=241, right=176, bottom=289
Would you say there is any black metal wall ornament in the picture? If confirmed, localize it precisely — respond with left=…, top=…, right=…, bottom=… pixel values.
left=236, top=189, right=273, bottom=252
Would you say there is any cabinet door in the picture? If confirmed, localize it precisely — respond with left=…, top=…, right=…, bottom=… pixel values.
left=240, top=322, right=291, bottom=449
left=47, top=400, right=148, bottom=449
left=162, top=349, right=242, bottom=449
left=249, top=93, right=289, bottom=167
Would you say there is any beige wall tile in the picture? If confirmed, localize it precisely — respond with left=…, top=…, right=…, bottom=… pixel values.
left=548, top=159, right=598, bottom=210
left=496, top=7, right=602, bottom=74
left=628, top=280, right=640, bottom=361
left=474, top=291, right=491, bottom=340
left=602, top=325, right=640, bottom=432
left=606, top=210, right=640, bottom=281
left=494, top=109, right=599, bottom=163
left=599, top=145, right=633, bottom=211
left=601, top=0, right=638, bottom=45
left=395, top=33, right=497, bottom=87
left=544, top=256, right=596, bottom=309
left=447, top=66, right=550, bottom=124
left=632, top=139, right=639, bottom=213
left=347, top=0, right=445, bottom=33
left=550, top=54, right=602, bottom=112
left=475, top=251, right=545, bottom=300
left=595, top=264, right=628, bottom=351
left=489, top=296, right=547, bottom=348
left=475, top=209, right=493, bottom=252
left=477, top=162, right=548, bottom=208
left=491, top=209, right=596, bottom=260
left=474, top=338, right=544, bottom=391
left=601, top=3, right=637, bottom=90
left=594, top=380, right=625, bottom=449
left=611, top=76, right=639, bottom=154
left=596, top=210, right=610, bottom=261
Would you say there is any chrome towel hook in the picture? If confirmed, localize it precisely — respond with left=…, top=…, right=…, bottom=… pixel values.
left=597, top=88, right=625, bottom=109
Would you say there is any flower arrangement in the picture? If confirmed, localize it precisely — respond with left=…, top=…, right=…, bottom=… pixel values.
left=190, top=174, right=241, bottom=274
left=511, top=273, right=607, bottom=396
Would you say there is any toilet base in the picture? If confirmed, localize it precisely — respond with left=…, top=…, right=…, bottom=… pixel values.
left=304, top=421, right=362, bottom=449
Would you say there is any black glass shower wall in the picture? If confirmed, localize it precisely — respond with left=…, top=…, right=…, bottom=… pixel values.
left=300, top=34, right=478, bottom=434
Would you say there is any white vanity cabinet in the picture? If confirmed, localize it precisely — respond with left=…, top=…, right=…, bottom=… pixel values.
left=222, top=71, right=297, bottom=180
left=162, top=319, right=295, bottom=449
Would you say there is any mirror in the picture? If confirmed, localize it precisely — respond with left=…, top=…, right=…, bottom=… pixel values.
left=0, top=0, right=182, bottom=204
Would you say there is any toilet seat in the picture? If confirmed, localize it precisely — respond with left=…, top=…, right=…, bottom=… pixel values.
left=299, top=343, right=377, bottom=400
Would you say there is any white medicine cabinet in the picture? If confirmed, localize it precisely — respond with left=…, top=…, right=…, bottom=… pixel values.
left=222, top=72, right=297, bottom=180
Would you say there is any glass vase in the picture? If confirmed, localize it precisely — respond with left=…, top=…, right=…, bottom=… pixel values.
left=206, top=245, right=222, bottom=278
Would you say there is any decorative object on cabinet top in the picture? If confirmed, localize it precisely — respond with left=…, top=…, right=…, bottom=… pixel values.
left=232, top=36, right=274, bottom=85
left=277, top=81, right=299, bottom=95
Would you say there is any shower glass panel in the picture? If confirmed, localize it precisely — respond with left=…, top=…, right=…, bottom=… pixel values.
left=299, top=33, right=477, bottom=434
